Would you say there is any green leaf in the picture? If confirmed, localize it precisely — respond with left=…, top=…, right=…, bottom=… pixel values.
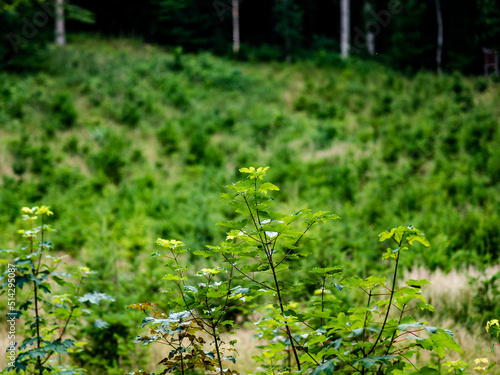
left=416, top=301, right=435, bottom=311
left=424, top=326, right=438, bottom=334
left=311, top=359, right=338, bottom=375
left=204, top=350, right=216, bottom=360
left=216, top=220, right=247, bottom=229
left=486, top=362, right=497, bottom=373
left=78, top=292, right=115, bottom=305
left=379, top=228, right=397, bottom=242
left=430, top=329, right=462, bottom=358
left=310, top=267, right=342, bottom=275
left=45, top=339, right=75, bottom=354
left=162, top=274, right=187, bottom=281
left=405, top=279, right=431, bottom=288
left=333, top=283, right=343, bottom=291
left=407, top=234, right=430, bottom=247
left=419, top=366, right=440, bottom=375
left=352, top=328, right=364, bottom=336
left=353, top=355, right=396, bottom=369
left=94, top=319, right=109, bottom=329
left=259, top=182, right=280, bottom=194
left=307, top=334, right=327, bottom=346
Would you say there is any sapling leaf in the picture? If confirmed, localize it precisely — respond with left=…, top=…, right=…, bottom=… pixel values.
left=405, top=279, right=431, bottom=288
left=430, top=329, right=462, bottom=357
left=407, top=234, right=430, bottom=247
left=424, top=326, right=438, bottom=334
left=419, top=366, right=440, bottom=374
left=383, top=248, right=397, bottom=259
left=352, top=355, right=396, bottom=369
left=259, top=182, right=280, bottom=193
left=78, top=292, right=115, bottom=305
left=162, top=274, right=187, bottom=281
left=216, top=220, right=248, bottom=229
left=416, top=301, right=435, bottom=311
left=94, top=319, right=109, bottom=329
left=310, top=267, right=342, bottom=275
left=379, top=228, right=397, bottom=242
left=311, top=359, right=338, bottom=375
left=486, top=362, right=497, bottom=373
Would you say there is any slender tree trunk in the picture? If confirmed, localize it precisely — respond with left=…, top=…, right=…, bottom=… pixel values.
left=232, top=0, right=240, bottom=54
left=283, top=0, right=292, bottom=62
left=364, top=0, right=375, bottom=55
left=55, top=0, right=66, bottom=46
left=341, top=0, right=350, bottom=59
left=435, top=0, right=443, bottom=74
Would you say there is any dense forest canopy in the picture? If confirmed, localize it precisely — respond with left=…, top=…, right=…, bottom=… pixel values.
left=1, top=0, right=500, bottom=73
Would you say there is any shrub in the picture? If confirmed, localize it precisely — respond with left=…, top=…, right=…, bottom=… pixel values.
left=50, top=92, right=78, bottom=129
left=0, top=206, right=114, bottom=374
left=129, top=167, right=462, bottom=375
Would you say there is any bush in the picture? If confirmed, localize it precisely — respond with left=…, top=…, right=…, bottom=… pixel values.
left=0, top=206, right=114, bottom=374
left=129, top=167, right=463, bottom=375
left=51, top=92, right=78, bottom=129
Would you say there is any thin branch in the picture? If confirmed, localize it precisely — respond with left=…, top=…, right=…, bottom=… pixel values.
left=220, top=252, right=275, bottom=291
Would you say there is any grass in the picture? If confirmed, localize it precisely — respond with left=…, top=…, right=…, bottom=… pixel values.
left=1, top=36, right=500, bottom=373
left=404, top=266, right=500, bottom=373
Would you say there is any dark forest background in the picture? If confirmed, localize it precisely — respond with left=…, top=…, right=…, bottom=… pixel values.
left=1, top=0, right=500, bottom=74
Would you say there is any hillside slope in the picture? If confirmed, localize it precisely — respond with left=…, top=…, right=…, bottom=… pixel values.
left=1, top=38, right=499, bottom=272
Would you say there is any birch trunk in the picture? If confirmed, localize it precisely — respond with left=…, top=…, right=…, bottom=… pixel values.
left=435, top=0, right=443, bottom=74
left=341, top=0, right=350, bottom=59
left=364, top=0, right=375, bottom=55
left=55, top=0, right=66, bottom=46
left=232, top=0, right=240, bottom=54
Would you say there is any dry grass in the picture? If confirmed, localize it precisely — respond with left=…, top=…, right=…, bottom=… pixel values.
left=404, top=265, right=500, bottom=373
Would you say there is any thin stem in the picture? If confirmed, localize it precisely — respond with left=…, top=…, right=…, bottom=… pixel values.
left=220, top=252, right=275, bottom=291
left=375, top=304, right=407, bottom=373
left=360, top=289, right=373, bottom=370
left=215, top=266, right=234, bottom=326
left=57, top=278, right=83, bottom=339
left=366, top=250, right=401, bottom=357
left=179, top=339, right=185, bottom=375
left=174, top=281, right=210, bottom=336
left=243, top=193, right=301, bottom=370
left=321, top=277, right=326, bottom=325
left=275, top=223, right=314, bottom=268
left=31, top=216, right=43, bottom=375
left=212, top=323, right=224, bottom=375
left=170, top=251, right=212, bottom=335
left=269, top=255, right=301, bottom=370
left=286, top=329, right=320, bottom=366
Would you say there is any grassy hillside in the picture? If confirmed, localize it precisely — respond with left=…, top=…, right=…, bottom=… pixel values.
left=1, top=37, right=499, bottom=373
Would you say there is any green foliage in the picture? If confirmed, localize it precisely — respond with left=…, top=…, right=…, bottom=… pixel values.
left=471, top=271, right=500, bottom=327
left=1, top=38, right=500, bottom=373
left=0, top=206, right=114, bottom=374
left=50, top=92, right=77, bottom=129
left=130, top=168, right=462, bottom=374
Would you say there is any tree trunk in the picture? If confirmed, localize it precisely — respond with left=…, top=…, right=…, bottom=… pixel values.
left=55, top=0, right=66, bottom=46
left=341, top=0, right=350, bottom=59
left=282, top=0, right=292, bottom=62
left=435, top=0, right=443, bottom=74
left=364, top=0, right=375, bottom=55
left=232, top=0, right=240, bottom=54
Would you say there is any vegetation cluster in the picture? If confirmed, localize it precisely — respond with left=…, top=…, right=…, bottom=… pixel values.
left=0, top=38, right=499, bottom=373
